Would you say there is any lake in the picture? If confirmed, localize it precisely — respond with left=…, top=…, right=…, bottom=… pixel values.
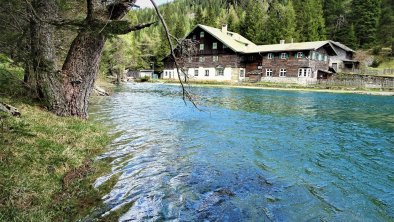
left=90, top=83, right=394, bottom=221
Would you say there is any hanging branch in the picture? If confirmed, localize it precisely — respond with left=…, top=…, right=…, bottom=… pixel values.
left=148, top=0, right=199, bottom=109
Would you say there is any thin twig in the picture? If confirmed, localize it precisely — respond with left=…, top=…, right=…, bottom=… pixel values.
left=148, top=0, right=200, bottom=110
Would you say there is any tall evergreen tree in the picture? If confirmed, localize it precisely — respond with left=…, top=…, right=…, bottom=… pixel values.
left=294, top=0, right=326, bottom=41
left=351, top=0, right=381, bottom=48
left=240, top=0, right=265, bottom=44
left=227, top=5, right=241, bottom=32
left=323, top=0, right=347, bottom=40
left=377, top=0, right=394, bottom=54
left=264, top=0, right=296, bottom=44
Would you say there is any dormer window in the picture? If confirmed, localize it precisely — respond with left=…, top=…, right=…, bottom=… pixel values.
left=200, top=31, right=205, bottom=38
left=267, top=53, right=273, bottom=59
left=281, top=53, right=288, bottom=59
left=212, top=42, right=217, bottom=50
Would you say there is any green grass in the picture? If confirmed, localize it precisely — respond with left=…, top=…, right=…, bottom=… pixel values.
left=0, top=59, right=119, bottom=221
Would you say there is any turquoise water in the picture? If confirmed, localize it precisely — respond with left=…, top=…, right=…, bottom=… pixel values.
left=90, top=83, right=394, bottom=221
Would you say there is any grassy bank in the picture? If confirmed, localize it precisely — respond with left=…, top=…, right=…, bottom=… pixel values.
left=0, top=62, right=115, bottom=221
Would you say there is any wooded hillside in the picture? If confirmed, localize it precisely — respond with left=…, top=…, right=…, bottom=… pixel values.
left=103, top=0, right=392, bottom=72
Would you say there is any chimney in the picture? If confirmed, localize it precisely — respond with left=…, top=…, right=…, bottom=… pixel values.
left=280, top=40, right=285, bottom=45
left=222, top=24, right=228, bottom=33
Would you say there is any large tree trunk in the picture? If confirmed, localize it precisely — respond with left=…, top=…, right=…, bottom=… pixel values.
left=29, top=0, right=152, bottom=118
left=59, top=32, right=106, bottom=118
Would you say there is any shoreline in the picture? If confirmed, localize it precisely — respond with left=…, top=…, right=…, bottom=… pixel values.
left=159, top=81, right=394, bottom=96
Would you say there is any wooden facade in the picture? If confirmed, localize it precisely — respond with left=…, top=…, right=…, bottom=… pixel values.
left=162, top=24, right=356, bottom=83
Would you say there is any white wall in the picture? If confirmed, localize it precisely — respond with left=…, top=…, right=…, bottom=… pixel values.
left=260, top=76, right=317, bottom=84
left=162, top=67, right=233, bottom=81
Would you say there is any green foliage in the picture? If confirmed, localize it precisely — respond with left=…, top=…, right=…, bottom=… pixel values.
left=0, top=63, right=113, bottom=221
left=264, top=0, right=296, bottom=44
left=351, top=0, right=381, bottom=48
left=293, top=0, right=326, bottom=41
left=241, top=0, right=266, bottom=44
left=377, top=0, right=394, bottom=53
left=100, top=0, right=389, bottom=73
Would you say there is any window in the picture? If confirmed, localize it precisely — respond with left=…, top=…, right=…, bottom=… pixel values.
left=319, top=54, right=323, bottom=61
left=324, top=55, right=328, bottom=62
left=281, top=53, right=288, bottom=59
left=200, top=31, right=205, bottom=38
left=199, top=57, right=205, bottom=62
left=165, top=71, right=168, bottom=76
left=298, top=68, right=311, bottom=77
left=223, top=44, right=228, bottom=49
left=188, top=57, right=193, bottom=63
left=240, top=69, right=245, bottom=77
left=199, top=44, right=204, bottom=51
left=192, top=35, right=196, bottom=40
left=216, top=69, right=224, bottom=76
left=205, top=69, right=209, bottom=76
left=267, top=53, right=273, bottom=59
left=212, top=42, right=218, bottom=50
left=315, top=52, right=319, bottom=60
left=279, top=68, right=287, bottom=77
left=297, top=52, right=304, bottom=58
left=213, top=56, right=219, bottom=62
left=194, top=69, right=199, bottom=76
left=266, top=69, right=273, bottom=77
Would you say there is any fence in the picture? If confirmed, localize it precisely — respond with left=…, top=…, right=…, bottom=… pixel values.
left=307, top=78, right=394, bottom=89
left=352, top=68, right=394, bottom=76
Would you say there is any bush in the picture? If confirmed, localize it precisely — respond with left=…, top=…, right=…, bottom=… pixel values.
left=372, top=47, right=382, bottom=55
left=137, top=76, right=150, bottom=82
left=371, top=58, right=382, bottom=68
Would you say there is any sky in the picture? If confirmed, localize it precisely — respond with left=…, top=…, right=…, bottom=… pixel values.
left=137, top=0, right=174, bottom=8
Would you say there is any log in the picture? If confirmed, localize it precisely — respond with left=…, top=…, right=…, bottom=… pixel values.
left=0, top=102, right=21, bottom=117
left=93, top=86, right=109, bottom=96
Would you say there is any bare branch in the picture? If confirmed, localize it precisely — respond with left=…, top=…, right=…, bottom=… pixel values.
left=148, top=0, right=200, bottom=109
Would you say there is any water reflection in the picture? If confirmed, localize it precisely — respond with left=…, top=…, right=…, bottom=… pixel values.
left=90, top=83, right=394, bottom=221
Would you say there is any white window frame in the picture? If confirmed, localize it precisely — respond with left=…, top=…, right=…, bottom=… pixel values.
left=199, top=56, right=205, bottom=62
left=212, top=42, right=218, bottom=50
left=266, top=68, right=273, bottom=77
left=205, top=69, right=209, bottom=76
left=216, top=69, right=224, bottom=76
left=297, top=52, right=303, bottom=58
left=240, top=69, right=245, bottom=77
left=267, top=53, right=273, bottom=59
left=194, top=69, right=199, bottom=76
left=298, top=68, right=311, bottom=77
left=281, top=53, right=287, bottom=59
left=279, top=68, right=287, bottom=77
left=200, top=31, right=205, bottom=38
left=213, top=56, right=219, bottom=62
left=199, top=44, right=204, bottom=51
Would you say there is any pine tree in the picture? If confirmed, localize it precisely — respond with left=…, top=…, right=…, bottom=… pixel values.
left=241, top=0, right=265, bottom=44
left=323, top=0, right=347, bottom=40
left=351, top=0, right=381, bottom=48
left=264, top=0, right=296, bottom=44
left=227, top=5, right=241, bottom=32
left=294, top=0, right=326, bottom=41
left=377, top=0, right=394, bottom=54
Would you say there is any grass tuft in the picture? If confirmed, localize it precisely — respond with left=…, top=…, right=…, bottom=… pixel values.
left=0, top=59, right=114, bottom=221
